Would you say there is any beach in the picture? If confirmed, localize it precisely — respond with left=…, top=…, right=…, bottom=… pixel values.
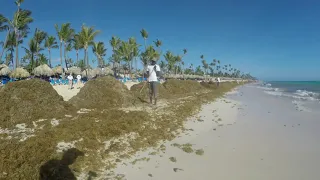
left=106, top=83, right=320, bottom=180
left=2, top=80, right=320, bottom=179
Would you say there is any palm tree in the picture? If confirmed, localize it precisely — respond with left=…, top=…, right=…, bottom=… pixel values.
left=129, top=37, right=139, bottom=74
left=163, top=51, right=175, bottom=74
left=181, top=49, right=187, bottom=75
left=33, top=29, right=47, bottom=67
left=3, top=31, right=17, bottom=67
left=0, top=15, right=10, bottom=62
left=92, top=42, right=107, bottom=68
left=201, top=55, right=209, bottom=81
left=132, top=42, right=140, bottom=75
left=159, top=60, right=166, bottom=74
left=1, top=9, right=33, bottom=68
left=109, top=36, right=121, bottom=74
left=65, top=42, right=73, bottom=67
left=195, top=65, right=203, bottom=75
left=78, top=24, right=100, bottom=68
left=22, top=38, right=37, bottom=71
left=73, top=33, right=82, bottom=64
left=117, top=40, right=133, bottom=76
left=140, top=29, right=148, bottom=50
left=175, top=55, right=182, bottom=75
left=44, top=36, right=58, bottom=67
left=154, top=39, right=162, bottom=54
left=55, top=23, right=75, bottom=70
left=209, top=59, right=216, bottom=77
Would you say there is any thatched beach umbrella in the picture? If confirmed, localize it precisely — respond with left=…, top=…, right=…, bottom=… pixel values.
left=93, top=67, right=114, bottom=76
left=81, top=69, right=96, bottom=78
left=0, top=64, right=11, bottom=76
left=10, top=68, right=30, bottom=79
left=67, top=66, right=81, bottom=75
left=33, top=64, right=54, bottom=77
left=52, top=66, right=63, bottom=74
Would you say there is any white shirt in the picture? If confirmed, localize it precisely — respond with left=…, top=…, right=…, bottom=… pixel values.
left=217, top=77, right=221, bottom=82
left=147, top=64, right=160, bottom=82
left=76, top=75, right=81, bottom=80
left=67, top=75, right=73, bottom=81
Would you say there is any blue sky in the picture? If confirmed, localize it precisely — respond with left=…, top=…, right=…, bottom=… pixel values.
left=1, top=0, right=320, bottom=80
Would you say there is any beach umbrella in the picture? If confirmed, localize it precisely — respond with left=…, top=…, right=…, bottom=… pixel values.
left=82, top=69, right=96, bottom=78
left=33, top=64, right=54, bottom=76
left=10, top=68, right=30, bottom=79
left=0, top=64, right=11, bottom=76
left=67, top=66, right=81, bottom=75
left=93, top=67, right=114, bottom=76
left=52, top=66, right=63, bottom=74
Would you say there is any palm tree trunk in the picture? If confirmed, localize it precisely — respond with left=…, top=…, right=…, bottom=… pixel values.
left=59, top=41, right=63, bottom=66
left=15, top=30, right=19, bottom=69
left=84, top=48, right=88, bottom=68
left=76, top=50, right=79, bottom=64
left=130, top=59, right=133, bottom=77
left=64, top=43, right=68, bottom=70
left=49, top=49, right=52, bottom=67
left=35, top=52, right=39, bottom=67
left=135, top=57, right=137, bottom=76
left=31, top=53, right=34, bottom=71
left=0, top=30, right=10, bottom=62
left=142, top=39, right=147, bottom=80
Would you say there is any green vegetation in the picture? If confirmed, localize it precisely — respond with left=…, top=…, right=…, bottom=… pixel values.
left=131, top=157, right=150, bottom=165
left=169, top=157, right=177, bottom=162
left=195, top=149, right=204, bottom=156
left=181, top=143, right=194, bottom=153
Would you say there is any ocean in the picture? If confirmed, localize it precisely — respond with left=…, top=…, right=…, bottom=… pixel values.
left=256, top=81, right=320, bottom=112
left=263, top=81, right=320, bottom=101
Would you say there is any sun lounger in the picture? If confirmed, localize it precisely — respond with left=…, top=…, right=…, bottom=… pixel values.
left=50, top=79, right=55, bottom=85
left=2, top=79, right=8, bottom=85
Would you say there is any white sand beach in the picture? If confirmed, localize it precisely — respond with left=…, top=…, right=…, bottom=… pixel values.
left=52, top=84, right=84, bottom=101
left=104, top=84, right=320, bottom=180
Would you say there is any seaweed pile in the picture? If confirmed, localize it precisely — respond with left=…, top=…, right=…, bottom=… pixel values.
left=69, top=76, right=138, bottom=109
left=0, top=79, right=74, bottom=128
left=163, top=79, right=206, bottom=95
left=200, top=81, right=218, bottom=89
left=0, top=78, right=243, bottom=179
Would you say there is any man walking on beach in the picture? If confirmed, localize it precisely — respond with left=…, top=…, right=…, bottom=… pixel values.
left=147, top=59, right=161, bottom=105
left=76, top=74, right=82, bottom=89
left=67, top=74, right=73, bottom=90
left=217, top=77, right=221, bottom=87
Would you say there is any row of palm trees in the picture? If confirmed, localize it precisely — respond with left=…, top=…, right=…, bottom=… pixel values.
left=0, top=0, right=254, bottom=80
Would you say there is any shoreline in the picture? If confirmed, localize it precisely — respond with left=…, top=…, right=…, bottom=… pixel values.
left=95, top=84, right=320, bottom=180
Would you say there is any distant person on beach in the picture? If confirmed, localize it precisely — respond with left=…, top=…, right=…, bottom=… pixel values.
left=147, top=59, right=161, bottom=105
left=217, top=77, right=221, bottom=87
left=67, top=74, right=73, bottom=90
left=76, top=74, right=82, bottom=88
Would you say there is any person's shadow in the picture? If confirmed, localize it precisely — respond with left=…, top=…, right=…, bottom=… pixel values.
left=39, top=148, right=84, bottom=180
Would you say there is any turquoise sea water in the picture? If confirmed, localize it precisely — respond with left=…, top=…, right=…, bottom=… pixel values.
left=263, top=81, right=320, bottom=101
